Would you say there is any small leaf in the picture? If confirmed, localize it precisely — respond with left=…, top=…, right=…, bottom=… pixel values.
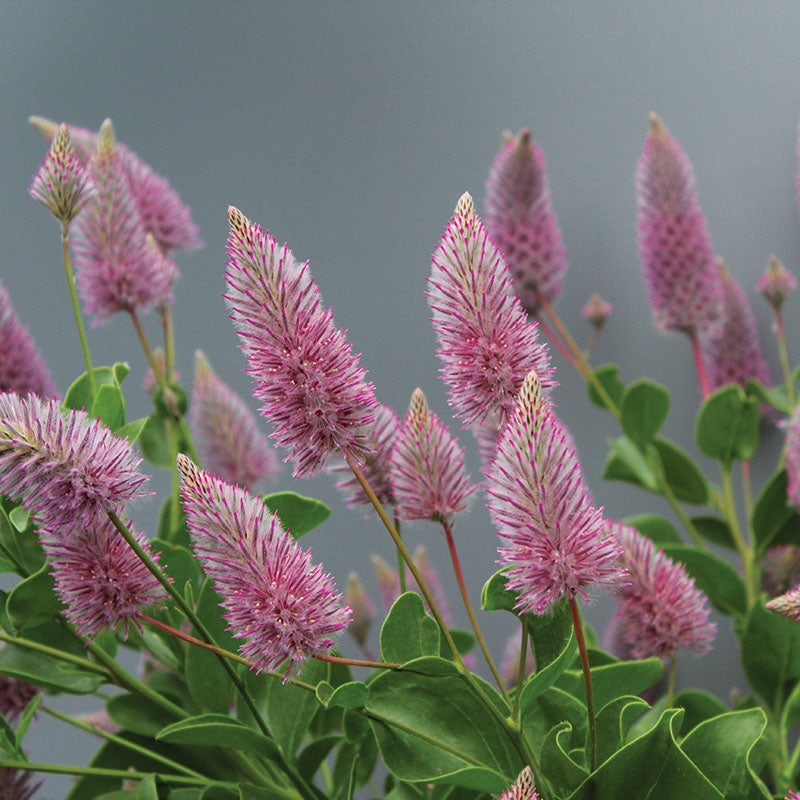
left=557, top=659, right=663, bottom=710
left=752, top=469, right=800, bottom=553
left=14, top=692, right=42, bottom=747
left=518, top=629, right=576, bottom=709
left=594, top=696, right=649, bottom=766
left=540, top=721, right=587, bottom=796
left=325, top=682, right=369, bottom=709
left=673, top=689, right=729, bottom=736
left=92, top=383, right=126, bottom=431
left=0, top=646, right=103, bottom=694
left=746, top=378, right=791, bottom=415
left=63, top=367, right=116, bottom=411
left=106, top=694, right=175, bottom=737
left=696, top=385, right=759, bottom=463
left=603, top=437, right=657, bottom=491
left=620, top=379, right=670, bottom=449
left=528, top=598, right=573, bottom=671
left=157, top=714, right=280, bottom=758
left=691, top=516, right=735, bottom=549
left=6, top=562, right=62, bottom=631
left=622, top=514, right=681, bottom=545
left=587, top=364, right=625, bottom=411
left=139, top=414, right=171, bottom=467
left=7, top=507, right=30, bottom=534
left=117, top=417, right=148, bottom=445
left=652, top=437, right=709, bottom=504
left=261, top=492, right=331, bottom=538
left=380, top=592, right=440, bottom=664
left=480, top=570, right=518, bottom=614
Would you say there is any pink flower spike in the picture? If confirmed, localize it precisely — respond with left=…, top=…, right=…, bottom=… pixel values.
left=495, top=767, right=541, bottom=800
left=0, top=281, right=56, bottom=398
left=487, top=371, right=625, bottom=614
left=0, top=676, right=39, bottom=725
left=389, top=388, right=477, bottom=523
left=72, top=120, right=176, bottom=323
left=42, top=519, right=168, bottom=638
left=0, top=392, right=149, bottom=532
left=428, top=192, right=555, bottom=431
left=177, top=454, right=351, bottom=675
left=28, top=122, right=95, bottom=226
left=766, top=585, right=800, bottom=623
left=636, top=113, right=723, bottom=336
left=224, top=206, right=378, bottom=478
left=411, top=544, right=452, bottom=625
left=615, top=522, right=716, bottom=660
left=191, top=350, right=281, bottom=491
left=702, top=261, right=771, bottom=392
left=345, top=573, right=375, bottom=647
left=785, top=791, right=800, bottom=800
left=758, top=254, right=797, bottom=312
left=371, top=554, right=402, bottom=613
left=485, top=129, right=569, bottom=315
left=784, top=409, right=800, bottom=510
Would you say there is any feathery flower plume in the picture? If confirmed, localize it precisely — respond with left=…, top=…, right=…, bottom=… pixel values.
left=636, top=113, right=723, bottom=335
left=30, top=116, right=202, bottom=253
left=487, top=371, right=625, bottom=614
left=225, top=206, right=378, bottom=477
left=372, top=554, right=402, bottom=613
left=0, top=392, right=148, bottom=531
left=191, top=350, right=280, bottom=491
left=614, top=522, right=715, bottom=660
left=581, top=293, right=613, bottom=329
left=389, top=388, right=477, bottom=522
left=42, top=519, right=168, bottom=638
left=345, top=573, right=375, bottom=647
left=428, top=192, right=554, bottom=431
left=495, top=767, right=541, bottom=800
left=758, top=254, right=797, bottom=312
left=329, top=403, right=398, bottom=509
left=766, top=585, right=800, bottom=623
left=0, top=281, right=56, bottom=398
left=702, top=261, right=771, bottom=392
left=72, top=120, right=176, bottom=323
left=28, top=122, right=95, bottom=226
left=485, top=129, right=569, bottom=315
left=0, top=676, right=39, bottom=724
left=761, top=545, right=800, bottom=597
left=177, top=454, right=351, bottom=675
left=784, top=408, right=800, bottom=510
left=411, top=544, right=452, bottom=624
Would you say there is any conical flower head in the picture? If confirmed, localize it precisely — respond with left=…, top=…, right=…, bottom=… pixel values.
left=0, top=281, right=56, bottom=398
left=389, top=388, right=477, bottom=522
left=495, top=767, right=541, bottom=800
left=225, top=207, right=378, bottom=477
left=636, top=113, right=723, bottom=335
left=766, top=585, right=800, bottom=623
left=28, top=122, right=95, bottom=225
left=615, top=522, right=715, bottom=659
left=428, top=193, right=554, bottom=431
left=485, top=130, right=569, bottom=314
left=30, top=115, right=201, bottom=253
left=191, top=350, right=281, bottom=491
left=487, top=371, right=625, bottom=614
left=177, top=455, right=351, bottom=675
left=0, top=392, right=149, bottom=531
left=702, top=261, right=771, bottom=392
left=371, top=554, right=402, bottom=613
left=72, top=120, right=176, bottom=322
left=758, top=254, right=797, bottom=312
left=784, top=408, right=800, bottom=510
left=42, top=519, right=168, bottom=638
left=329, top=403, right=398, bottom=510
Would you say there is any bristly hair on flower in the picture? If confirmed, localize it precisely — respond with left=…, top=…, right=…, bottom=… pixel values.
left=486, top=370, right=625, bottom=614
left=485, top=129, right=569, bottom=316
left=0, top=392, right=149, bottom=532
left=177, top=454, right=351, bottom=676
left=389, top=388, right=477, bottom=523
left=614, top=522, right=715, bottom=660
left=0, top=280, right=56, bottom=398
left=28, top=122, right=95, bottom=226
left=224, top=206, right=378, bottom=478
left=766, top=584, right=800, bottom=623
left=636, top=113, right=723, bottom=336
left=42, top=518, right=168, bottom=638
left=428, top=192, right=554, bottom=433
left=191, top=350, right=281, bottom=492
left=494, top=767, right=541, bottom=800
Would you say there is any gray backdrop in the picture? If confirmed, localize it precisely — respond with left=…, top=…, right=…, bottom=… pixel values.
left=3, top=2, right=800, bottom=795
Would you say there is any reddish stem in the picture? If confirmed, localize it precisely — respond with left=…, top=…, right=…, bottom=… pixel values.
left=568, top=597, right=596, bottom=771
left=688, top=329, right=710, bottom=399
left=314, top=652, right=400, bottom=670
left=535, top=313, right=578, bottom=368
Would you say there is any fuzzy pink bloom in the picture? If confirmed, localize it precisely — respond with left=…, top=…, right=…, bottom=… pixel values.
left=485, top=130, right=569, bottom=315
left=581, top=293, right=613, bottom=329
left=784, top=409, right=800, bottom=510
left=428, top=193, right=554, bottom=431
left=0, top=677, right=38, bottom=724
left=761, top=545, right=800, bottom=597
left=702, top=262, right=771, bottom=392
left=42, top=519, right=168, bottom=638
left=177, top=455, right=351, bottom=675
left=615, top=522, right=715, bottom=660
left=30, top=116, right=201, bottom=253
left=766, top=585, right=800, bottom=623
left=72, top=121, right=176, bottom=323
left=389, top=388, right=477, bottom=523
left=636, top=114, right=723, bottom=336
left=0, top=766, right=40, bottom=800
left=495, top=767, right=541, bottom=800
left=758, top=254, right=797, bottom=313
left=225, top=207, right=378, bottom=478
left=372, top=554, right=402, bottom=613
left=345, top=573, right=375, bottom=647
left=499, top=629, right=535, bottom=688
left=487, top=371, right=625, bottom=614
left=0, top=392, right=148, bottom=532
left=329, top=403, right=398, bottom=509
left=0, top=281, right=56, bottom=398
left=28, top=122, right=95, bottom=226
left=191, top=350, right=280, bottom=491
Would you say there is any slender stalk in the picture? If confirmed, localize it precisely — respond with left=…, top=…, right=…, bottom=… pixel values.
left=742, top=459, right=753, bottom=523
left=160, top=305, right=176, bottom=382
left=166, top=418, right=181, bottom=534
left=178, top=417, right=202, bottom=463
left=721, top=463, right=757, bottom=609
left=0, top=631, right=108, bottom=675
left=688, top=329, right=710, bottom=399
left=394, top=515, right=408, bottom=594
left=535, top=313, right=578, bottom=368
left=512, top=616, right=529, bottom=721
left=775, top=310, right=795, bottom=407
left=61, top=223, right=96, bottom=398
left=568, top=597, right=596, bottom=771
left=129, top=308, right=165, bottom=388
left=0, top=760, right=214, bottom=787
left=666, top=657, right=676, bottom=707
left=315, top=652, right=400, bottom=670
left=441, top=519, right=510, bottom=702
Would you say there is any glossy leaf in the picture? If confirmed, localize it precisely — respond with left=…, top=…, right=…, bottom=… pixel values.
left=480, top=570, right=518, bottom=614
left=622, top=513, right=681, bottom=545
left=522, top=686, right=587, bottom=753
left=92, top=383, right=126, bottom=431
left=540, top=721, right=587, bottom=796
left=63, top=366, right=118, bottom=412
left=106, top=693, right=175, bottom=737
left=518, top=628, right=576, bottom=711
left=652, top=437, right=709, bottom=504
left=116, top=417, right=148, bottom=445
left=696, top=385, right=759, bottom=464
left=672, top=689, right=728, bottom=737
left=621, top=379, right=670, bottom=449
left=594, top=696, right=649, bottom=766
left=6, top=562, right=61, bottom=631
left=262, top=492, right=331, bottom=538
left=690, top=516, right=735, bottom=549
left=157, top=713, right=280, bottom=758
left=527, top=598, right=573, bottom=670
left=557, top=658, right=663, bottom=710
left=380, top=592, right=440, bottom=664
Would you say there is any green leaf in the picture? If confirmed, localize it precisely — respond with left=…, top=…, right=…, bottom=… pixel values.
left=540, top=721, right=588, bottom=796
left=594, top=696, right=649, bottom=766
left=14, top=692, right=42, bottom=748
left=92, top=383, right=126, bottom=431
left=621, top=379, right=670, bottom=449
left=603, top=437, right=657, bottom=491
left=521, top=686, right=587, bottom=753
left=696, top=385, right=759, bottom=464
left=317, top=681, right=369, bottom=709
left=680, top=709, right=770, bottom=800
left=106, top=693, right=176, bottom=737
left=96, top=774, right=159, bottom=799
left=380, top=592, right=440, bottom=664
left=480, top=570, right=518, bottom=614
left=557, top=659, right=663, bottom=710
left=261, top=492, right=331, bottom=537
left=622, top=514, right=681, bottom=545
left=752, top=469, right=800, bottom=553
left=297, top=735, right=342, bottom=781
left=0, top=645, right=103, bottom=694
left=157, top=714, right=280, bottom=758
left=652, top=437, right=709, bottom=504
left=116, top=417, right=148, bottom=445
left=7, top=507, right=29, bottom=533
left=366, top=656, right=521, bottom=793
left=149, top=538, right=200, bottom=599
left=0, top=507, right=43, bottom=576
left=63, top=367, right=117, bottom=412
left=157, top=497, right=191, bottom=547
left=139, top=414, right=172, bottom=468
left=746, top=378, right=791, bottom=415
left=527, top=598, right=572, bottom=669
left=661, top=545, right=747, bottom=617
left=6, top=562, right=62, bottom=631
left=587, top=364, right=625, bottom=411
left=518, top=629, right=576, bottom=710
left=672, top=689, right=729, bottom=737
left=691, top=515, right=735, bottom=549
left=441, top=628, right=476, bottom=660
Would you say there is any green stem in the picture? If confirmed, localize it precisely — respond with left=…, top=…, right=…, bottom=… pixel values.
left=61, top=224, right=96, bottom=399
left=166, top=418, right=181, bottom=534
left=742, top=459, right=753, bottom=524
left=775, top=310, right=795, bottom=407
left=721, top=463, right=757, bottom=609
left=512, top=616, right=529, bottom=721
left=160, top=305, right=176, bottom=382
left=178, top=417, right=202, bottom=464
left=0, top=760, right=213, bottom=786
left=0, top=631, right=108, bottom=675
left=569, top=597, right=596, bottom=771
left=395, top=515, right=407, bottom=594
left=666, top=658, right=676, bottom=707
left=129, top=308, right=166, bottom=389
